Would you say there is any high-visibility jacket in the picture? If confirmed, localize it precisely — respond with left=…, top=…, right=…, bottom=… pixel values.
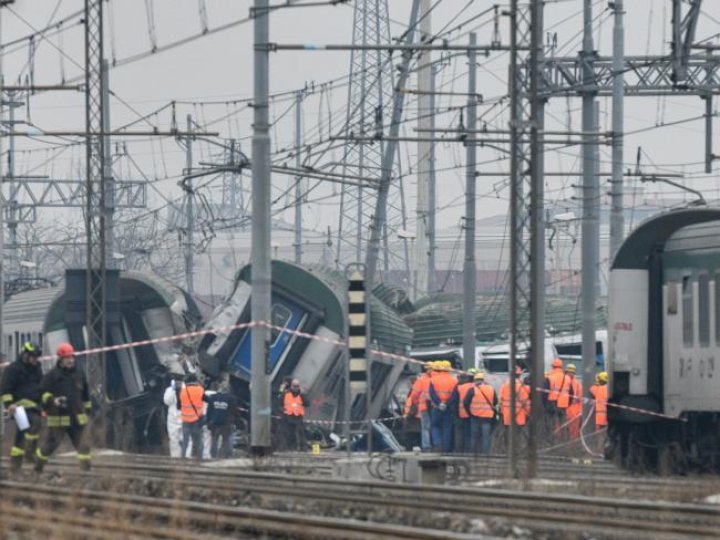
left=408, top=373, right=431, bottom=415
left=589, top=383, right=608, bottom=427
left=429, top=372, right=457, bottom=407
left=545, top=367, right=565, bottom=402
left=283, top=391, right=306, bottom=417
left=180, top=383, right=205, bottom=423
left=456, top=382, right=474, bottom=419
left=564, top=379, right=583, bottom=416
left=467, top=384, right=496, bottom=418
left=500, top=381, right=530, bottom=426
left=555, top=374, right=575, bottom=410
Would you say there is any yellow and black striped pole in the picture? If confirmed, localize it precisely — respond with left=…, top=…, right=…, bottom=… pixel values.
left=346, top=265, right=371, bottom=452
left=348, top=269, right=368, bottom=396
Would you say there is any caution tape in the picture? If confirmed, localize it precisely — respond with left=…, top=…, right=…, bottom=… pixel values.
left=36, top=317, right=686, bottom=424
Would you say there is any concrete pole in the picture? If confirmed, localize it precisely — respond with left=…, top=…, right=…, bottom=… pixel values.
left=581, top=0, right=599, bottom=427
left=7, top=90, right=14, bottom=281
left=184, top=114, right=194, bottom=295
left=416, top=0, right=432, bottom=298
left=527, top=0, right=546, bottom=480
left=0, top=7, right=4, bottom=362
left=609, top=0, right=624, bottom=259
left=462, top=33, right=477, bottom=372
left=364, top=0, right=421, bottom=288
left=507, top=0, right=519, bottom=478
left=294, top=91, right=302, bottom=264
left=428, top=64, right=437, bottom=293
left=102, top=59, right=115, bottom=268
left=251, top=0, right=272, bottom=453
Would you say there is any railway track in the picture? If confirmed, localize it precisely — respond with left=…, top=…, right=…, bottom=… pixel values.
left=0, top=482, right=481, bottom=540
left=24, top=459, right=720, bottom=539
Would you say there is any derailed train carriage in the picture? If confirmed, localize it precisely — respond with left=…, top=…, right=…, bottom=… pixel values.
left=608, top=208, right=720, bottom=473
left=3, top=270, right=202, bottom=452
left=197, top=261, right=413, bottom=438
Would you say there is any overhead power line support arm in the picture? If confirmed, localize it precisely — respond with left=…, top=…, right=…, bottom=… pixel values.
left=672, top=0, right=702, bottom=83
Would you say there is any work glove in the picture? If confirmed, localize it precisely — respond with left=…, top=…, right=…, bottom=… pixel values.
left=437, top=402, right=447, bottom=412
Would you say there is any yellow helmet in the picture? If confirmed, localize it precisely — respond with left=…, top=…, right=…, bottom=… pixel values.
left=473, top=372, right=485, bottom=381
left=597, top=371, right=608, bottom=383
left=566, top=363, right=576, bottom=373
left=423, top=362, right=434, bottom=371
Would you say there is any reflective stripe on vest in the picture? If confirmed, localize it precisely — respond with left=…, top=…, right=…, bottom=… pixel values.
left=457, top=382, right=474, bottom=419
left=284, top=392, right=305, bottom=416
left=180, top=384, right=204, bottom=423
left=590, top=384, right=608, bottom=426
left=430, top=373, right=457, bottom=405
left=469, top=385, right=495, bottom=418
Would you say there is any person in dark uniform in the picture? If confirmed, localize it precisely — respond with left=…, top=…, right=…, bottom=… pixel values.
left=0, top=342, right=44, bottom=471
left=35, top=343, right=92, bottom=472
left=206, top=383, right=238, bottom=458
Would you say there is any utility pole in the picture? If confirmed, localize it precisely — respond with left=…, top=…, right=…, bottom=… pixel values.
left=364, top=0, right=421, bottom=287
left=581, top=0, right=599, bottom=427
left=416, top=0, right=432, bottom=298
left=184, top=114, right=194, bottom=294
left=251, top=0, right=272, bottom=454
left=294, top=91, right=302, bottom=264
left=103, top=60, right=114, bottom=268
left=462, top=33, right=477, bottom=372
left=84, top=0, right=108, bottom=404
left=0, top=5, right=5, bottom=362
left=507, top=0, right=519, bottom=479
left=526, top=0, right=545, bottom=480
left=609, top=0, right=624, bottom=259
left=428, top=64, right=437, bottom=293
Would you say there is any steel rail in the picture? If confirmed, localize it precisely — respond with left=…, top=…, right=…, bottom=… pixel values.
left=32, top=461, right=720, bottom=538
left=0, top=482, right=480, bottom=540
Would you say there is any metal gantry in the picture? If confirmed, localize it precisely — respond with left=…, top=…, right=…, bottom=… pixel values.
left=336, top=0, right=404, bottom=273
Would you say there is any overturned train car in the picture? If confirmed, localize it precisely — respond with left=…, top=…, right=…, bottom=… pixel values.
left=4, top=270, right=202, bottom=452
left=198, top=261, right=413, bottom=434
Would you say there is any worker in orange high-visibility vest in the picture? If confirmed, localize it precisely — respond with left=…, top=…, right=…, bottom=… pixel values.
left=556, top=364, right=582, bottom=440
left=452, top=368, right=476, bottom=454
left=405, top=362, right=434, bottom=450
left=283, top=379, right=309, bottom=451
left=500, top=366, right=531, bottom=428
left=180, top=373, right=206, bottom=460
left=428, top=361, right=458, bottom=453
left=589, top=371, right=608, bottom=430
left=463, top=372, right=497, bottom=454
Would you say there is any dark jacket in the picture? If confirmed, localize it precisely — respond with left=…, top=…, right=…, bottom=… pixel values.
left=0, top=358, right=43, bottom=409
left=206, top=391, right=238, bottom=427
left=40, top=363, right=91, bottom=427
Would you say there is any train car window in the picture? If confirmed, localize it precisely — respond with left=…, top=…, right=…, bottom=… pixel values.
left=699, top=273, right=710, bottom=347
left=682, top=276, right=693, bottom=347
left=270, top=304, right=292, bottom=346
left=666, top=282, right=678, bottom=315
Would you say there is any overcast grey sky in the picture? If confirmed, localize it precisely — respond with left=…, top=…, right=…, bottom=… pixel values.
left=2, top=1, right=720, bottom=256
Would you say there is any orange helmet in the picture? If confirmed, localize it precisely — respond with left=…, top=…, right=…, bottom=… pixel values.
left=56, top=342, right=75, bottom=358
left=551, top=358, right=563, bottom=369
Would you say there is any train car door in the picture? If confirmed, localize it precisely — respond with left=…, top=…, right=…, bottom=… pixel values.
left=228, top=294, right=308, bottom=377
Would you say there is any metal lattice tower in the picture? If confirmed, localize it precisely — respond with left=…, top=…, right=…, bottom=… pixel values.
left=84, top=0, right=107, bottom=396
left=336, top=0, right=403, bottom=271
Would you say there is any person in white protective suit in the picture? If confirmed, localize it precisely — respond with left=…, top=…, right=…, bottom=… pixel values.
left=163, top=374, right=186, bottom=458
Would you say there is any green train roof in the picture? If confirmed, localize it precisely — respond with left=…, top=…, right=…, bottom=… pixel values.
left=236, top=261, right=413, bottom=355
left=407, top=294, right=607, bottom=348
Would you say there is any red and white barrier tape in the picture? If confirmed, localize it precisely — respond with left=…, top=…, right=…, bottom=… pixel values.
left=37, top=318, right=685, bottom=424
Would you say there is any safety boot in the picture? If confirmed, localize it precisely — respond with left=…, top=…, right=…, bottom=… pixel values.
left=33, top=449, right=47, bottom=473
